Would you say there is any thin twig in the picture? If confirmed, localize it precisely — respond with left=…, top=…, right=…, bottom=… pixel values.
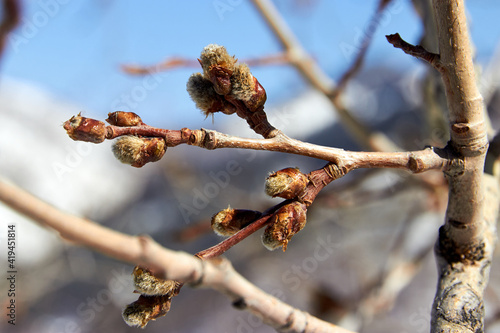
left=386, top=33, right=443, bottom=72
left=332, top=0, right=394, bottom=98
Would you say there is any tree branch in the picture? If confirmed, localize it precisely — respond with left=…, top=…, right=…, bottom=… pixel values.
left=416, top=1, right=494, bottom=332
left=0, top=178, right=355, bottom=333
left=64, top=114, right=455, bottom=175
left=251, top=0, right=400, bottom=152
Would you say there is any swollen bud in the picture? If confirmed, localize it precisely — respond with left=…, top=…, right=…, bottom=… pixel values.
left=122, top=295, right=172, bottom=328
left=262, top=202, right=307, bottom=251
left=186, top=73, right=236, bottom=116
left=230, top=63, right=267, bottom=112
left=199, top=44, right=236, bottom=95
left=133, top=267, right=179, bottom=296
left=265, top=168, right=308, bottom=199
left=211, top=207, right=262, bottom=236
left=63, top=114, right=107, bottom=143
left=106, top=111, right=143, bottom=127
left=112, top=136, right=166, bottom=167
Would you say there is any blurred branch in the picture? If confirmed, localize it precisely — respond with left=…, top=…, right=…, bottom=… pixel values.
left=332, top=0, right=394, bottom=98
left=121, top=53, right=290, bottom=75
left=0, top=178, right=355, bottom=333
left=251, top=0, right=400, bottom=152
left=0, top=0, right=19, bottom=58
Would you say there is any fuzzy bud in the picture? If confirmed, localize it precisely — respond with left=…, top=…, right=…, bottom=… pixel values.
left=211, top=207, right=262, bottom=236
left=122, top=295, right=172, bottom=328
left=199, top=44, right=236, bottom=95
left=133, top=267, right=179, bottom=296
left=262, top=202, right=307, bottom=251
left=265, top=168, right=308, bottom=199
left=186, top=73, right=236, bottom=116
left=112, top=136, right=166, bottom=167
left=230, top=63, right=267, bottom=111
left=63, top=114, right=107, bottom=143
left=106, top=111, right=142, bottom=127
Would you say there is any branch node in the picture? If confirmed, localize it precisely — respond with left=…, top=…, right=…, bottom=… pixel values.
left=386, top=33, right=442, bottom=71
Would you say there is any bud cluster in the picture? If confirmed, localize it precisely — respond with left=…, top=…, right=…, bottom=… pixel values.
left=122, top=266, right=181, bottom=328
left=104, top=111, right=167, bottom=168
left=187, top=44, right=273, bottom=137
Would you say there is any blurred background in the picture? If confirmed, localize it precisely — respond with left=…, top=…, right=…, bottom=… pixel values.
left=1, top=1, right=500, bottom=332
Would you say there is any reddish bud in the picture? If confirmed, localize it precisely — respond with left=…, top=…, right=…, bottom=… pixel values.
left=63, top=114, right=107, bottom=143
left=211, top=207, right=262, bottom=236
left=265, top=168, right=308, bottom=199
left=262, top=202, right=307, bottom=251
left=112, top=136, right=166, bottom=167
left=106, top=111, right=143, bottom=127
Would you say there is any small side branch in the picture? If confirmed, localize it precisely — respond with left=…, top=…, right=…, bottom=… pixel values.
left=386, top=33, right=443, bottom=72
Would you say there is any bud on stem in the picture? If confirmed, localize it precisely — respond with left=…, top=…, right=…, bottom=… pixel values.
left=265, top=168, right=309, bottom=199
left=133, top=267, right=179, bottom=296
left=112, top=136, right=166, bottom=167
left=262, top=202, right=307, bottom=251
left=211, top=207, right=262, bottom=236
left=106, top=111, right=143, bottom=127
left=63, top=114, right=107, bottom=143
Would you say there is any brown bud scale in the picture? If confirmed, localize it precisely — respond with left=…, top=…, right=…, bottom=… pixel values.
left=211, top=207, right=262, bottom=236
left=63, top=114, right=107, bottom=143
left=262, top=202, right=307, bottom=251
left=106, top=111, right=143, bottom=127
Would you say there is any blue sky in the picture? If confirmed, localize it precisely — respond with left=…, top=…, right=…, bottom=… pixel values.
left=2, top=1, right=499, bottom=128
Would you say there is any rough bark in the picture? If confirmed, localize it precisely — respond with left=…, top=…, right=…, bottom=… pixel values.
left=431, top=1, right=496, bottom=332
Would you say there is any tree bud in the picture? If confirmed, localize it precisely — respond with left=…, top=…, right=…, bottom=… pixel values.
left=265, top=168, right=308, bottom=199
left=262, top=202, right=307, bottom=251
left=199, top=44, right=236, bottom=95
left=230, top=64, right=266, bottom=111
left=112, top=136, right=166, bottom=167
left=211, top=207, right=262, bottom=236
left=63, top=114, right=107, bottom=143
left=122, top=295, right=172, bottom=328
left=106, top=111, right=143, bottom=127
left=133, top=267, right=179, bottom=296
left=186, top=73, right=236, bottom=116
